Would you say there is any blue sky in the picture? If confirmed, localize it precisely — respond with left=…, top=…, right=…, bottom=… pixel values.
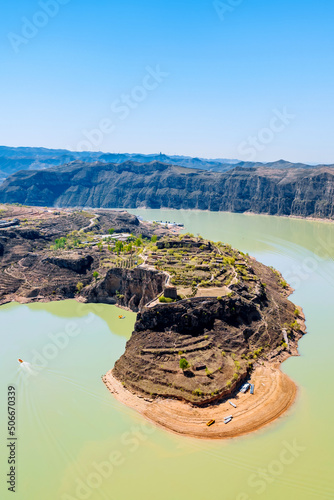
left=1, top=0, right=333, bottom=163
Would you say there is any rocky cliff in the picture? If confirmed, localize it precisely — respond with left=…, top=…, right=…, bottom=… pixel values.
left=1, top=161, right=333, bottom=219
left=82, top=267, right=166, bottom=311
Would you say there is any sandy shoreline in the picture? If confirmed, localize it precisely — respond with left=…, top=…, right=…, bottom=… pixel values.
left=103, top=364, right=297, bottom=440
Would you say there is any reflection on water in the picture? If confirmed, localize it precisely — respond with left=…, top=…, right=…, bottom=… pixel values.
left=1, top=211, right=333, bottom=500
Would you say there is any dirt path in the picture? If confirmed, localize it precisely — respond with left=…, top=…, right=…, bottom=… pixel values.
left=103, top=364, right=297, bottom=440
left=79, top=214, right=99, bottom=232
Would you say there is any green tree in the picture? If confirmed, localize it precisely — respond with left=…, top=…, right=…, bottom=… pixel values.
left=151, top=235, right=158, bottom=243
left=179, top=358, right=190, bottom=372
left=108, top=228, right=115, bottom=235
left=93, top=271, right=99, bottom=280
left=115, top=241, right=124, bottom=255
left=76, top=282, right=84, bottom=293
left=53, top=237, right=67, bottom=250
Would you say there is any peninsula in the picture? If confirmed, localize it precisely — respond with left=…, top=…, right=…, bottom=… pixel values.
left=0, top=204, right=306, bottom=438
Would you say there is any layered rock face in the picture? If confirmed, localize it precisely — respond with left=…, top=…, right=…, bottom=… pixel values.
left=0, top=161, right=333, bottom=218
left=82, top=268, right=166, bottom=311
left=44, top=254, right=93, bottom=274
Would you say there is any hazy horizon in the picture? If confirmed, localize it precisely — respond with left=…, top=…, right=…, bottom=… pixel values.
left=1, top=144, right=333, bottom=167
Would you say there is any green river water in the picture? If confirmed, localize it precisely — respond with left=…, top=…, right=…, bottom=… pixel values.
left=1, top=210, right=333, bottom=500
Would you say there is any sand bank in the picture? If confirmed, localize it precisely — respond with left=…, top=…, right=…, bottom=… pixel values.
left=103, top=364, right=297, bottom=440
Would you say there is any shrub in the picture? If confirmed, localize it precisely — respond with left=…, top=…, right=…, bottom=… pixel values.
left=192, top=388, right=203, bottom=396
left=290, top=320, right=300, bottom=331
left=180, top=358, right=190, bottom=371
left=93, top=271, right=99, bottom=280
left=253, top=347, right=263, bottom=357
left=151, top=235, right=158, bottom=243
left=108, top=228, right=115, bottom=235
left=76, top=282, right=84, bottom=293
left=159, top=296, right=173, bottom=303
left=53, top=237, right=67, bottom=250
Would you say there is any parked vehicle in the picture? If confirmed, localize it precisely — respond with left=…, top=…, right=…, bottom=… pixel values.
left=240, top=383, right=250, bottom=393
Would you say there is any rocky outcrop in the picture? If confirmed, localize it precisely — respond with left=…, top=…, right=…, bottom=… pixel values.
left=15, top=228, right=42, bottom=240
left=83, top=267, right=166, bottom=311
left=44, top=254, right=93, bottom=274
left=0, top=161, right=333, bottom=219
left=0, top=219, right=20, bottom=228
left=112, top=256, right=305, bottom=405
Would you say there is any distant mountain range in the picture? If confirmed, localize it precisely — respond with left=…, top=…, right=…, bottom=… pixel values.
left=1, top=146, right=333, bottom=182
left=1, top=158, right=333, bottom=219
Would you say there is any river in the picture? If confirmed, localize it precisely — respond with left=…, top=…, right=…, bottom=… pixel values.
left=1, top=210, right=333, bottom=500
